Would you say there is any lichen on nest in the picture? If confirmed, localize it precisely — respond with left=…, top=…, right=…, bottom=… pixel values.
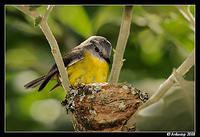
left=61, top=82, right=149, bottom=131
left=61, top=83, right=104, bottom=113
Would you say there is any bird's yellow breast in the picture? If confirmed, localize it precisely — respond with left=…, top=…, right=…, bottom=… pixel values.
left=67, top=51, right=109, bottom=86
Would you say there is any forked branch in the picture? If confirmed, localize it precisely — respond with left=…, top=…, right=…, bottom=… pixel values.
left=14, top=5, right=70, bottom=93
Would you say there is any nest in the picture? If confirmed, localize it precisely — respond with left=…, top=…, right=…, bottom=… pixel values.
left=61, top=83, right=148, bottom=132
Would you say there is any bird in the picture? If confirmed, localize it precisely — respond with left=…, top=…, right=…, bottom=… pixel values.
left=24, top=36, right=112, bottom=92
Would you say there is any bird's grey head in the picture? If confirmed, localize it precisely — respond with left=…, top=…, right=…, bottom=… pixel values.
left=83, top=36, right=112, bottom=63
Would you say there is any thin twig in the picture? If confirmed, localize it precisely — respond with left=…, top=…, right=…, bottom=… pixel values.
left=176, top=5, right=195, bottom=31
left=187, top=6, right=195, bottom=27
left=139, top=6, right=195, bottom=110
left=14, top=5, right=70, bottom=93
left=108, top=6, right=133, bottom=84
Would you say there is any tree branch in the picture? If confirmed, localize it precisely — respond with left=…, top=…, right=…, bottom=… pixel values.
left=15, top=5, right=40, bottom=19
left=108, top=6, right=133, bottom=84
left=43, top=5, right=54, bottom=21
left=139, top=6, right=195, bottom=110
left=14, top=5, right=70, bottom=93
left=140, top=50, right=194, bottom=110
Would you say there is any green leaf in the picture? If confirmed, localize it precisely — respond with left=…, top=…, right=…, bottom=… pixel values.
left=55, top=6, right=92, bottom=38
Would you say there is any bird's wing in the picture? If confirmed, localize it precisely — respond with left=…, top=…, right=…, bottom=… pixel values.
left=38, top=47, right=85, bottom=91
left=63, top=48, right=85, bottom=67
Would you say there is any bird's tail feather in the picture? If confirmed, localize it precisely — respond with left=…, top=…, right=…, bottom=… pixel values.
left=24, top=75, right=46, bottom=89
left=38, top=70, right=57, bottom=91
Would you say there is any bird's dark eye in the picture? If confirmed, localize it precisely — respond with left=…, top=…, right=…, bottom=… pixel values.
left=95, top=47, right=99, bottom=52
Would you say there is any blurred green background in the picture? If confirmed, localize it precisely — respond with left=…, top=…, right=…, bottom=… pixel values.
left=6, top=5, right=195, bottom=131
